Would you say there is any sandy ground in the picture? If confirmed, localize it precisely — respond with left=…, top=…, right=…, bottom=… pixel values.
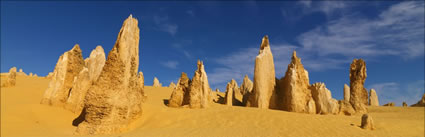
left=1, top=75, right=424, bottom=137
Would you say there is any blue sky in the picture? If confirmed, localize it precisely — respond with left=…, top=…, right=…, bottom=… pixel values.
left=1, top=1, right=424, bottom=105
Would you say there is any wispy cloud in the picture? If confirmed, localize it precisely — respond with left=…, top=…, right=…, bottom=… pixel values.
left=153, top=15, right=178, bottom=36
left=160, top=60, right=179, bottom=69
left=368, top=80, right=424, bottom=106
left=298, top=1, right=347, bottom=17
left=298, top=1, right=424, bottom=59
left=209, top=1, right=424, bottom=91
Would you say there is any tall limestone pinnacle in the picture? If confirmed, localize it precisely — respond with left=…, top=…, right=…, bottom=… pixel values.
left=280, top=50, right=315, bottom=113
left=75, top=15, right=144, bottom=135
left=41, top=44, right=85, bottom=106
left=247, top=35, right=276, bottom=109
left=349, top=59, right=368, bottom=113
left=189, top=60, right=211, bottom=108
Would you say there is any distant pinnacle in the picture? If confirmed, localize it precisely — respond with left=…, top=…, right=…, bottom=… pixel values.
left=292, top=50, right=297, bottom=58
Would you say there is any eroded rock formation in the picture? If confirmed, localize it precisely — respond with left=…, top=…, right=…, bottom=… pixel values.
left=65, top=46, right=106, bottom=113
left=369, top=89, right=379, bottom=106
left=224, top=79, right=241, bottom=106
left=75, top=15, right=145, bottom=135
left=41, top=44, right=85, bottom=106
left=168, top=72, right=190, bottom=107
left=310, top=83, right=339, bottom=115
left=2, top=67, right=17, bottom=87
left=349, top=59, right=368, bottom=113
left=17, top=68, right=26, bottom=76
left=153, top=77, right=162, bottom=87
left=402, top=102, right=407, bottom=107
left=383, top=102, right=395, bottom=106
left=344, top=84, right=350, bottom=102
left=247, top=36, right=276, bottom=109
left=241, top=75, right=253, bottom=106
left=188, top=60, right=211, bottom=108
left=279, top=51, right=315, bottom=113
left=169, top=82, right=176, bottom=89
left=361, top=114, right=375, bottom=130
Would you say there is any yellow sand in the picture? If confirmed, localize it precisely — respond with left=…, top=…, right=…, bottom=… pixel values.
left=1, top=75, right=424, bottom=137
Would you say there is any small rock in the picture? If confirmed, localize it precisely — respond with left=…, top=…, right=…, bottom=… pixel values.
left=360, top=114, right=375, bottom=130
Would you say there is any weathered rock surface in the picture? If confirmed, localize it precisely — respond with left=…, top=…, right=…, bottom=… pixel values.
left=383, top=102, right=395, bottom=106
left=338, top=100, right=355, bottom=116
left=279, top=51, right=315, bottom=113
left=40, top=44, right=85, bottom=106
left=33, top=74, right=38, bottom=77
left=402, top=102, right=408, bottom=107
left=65, top=46, right=106, bottom=113
left=349, top=59, right=368, bottom=113
left=310, top=83, right=339, bottom=115
left=85, top=46, right=106, bottom=82
left=169, top=82, right=176, bottom=89
left=153, top=77, right=162, bottom=87
left=247, top=36, right=276, bottom=109
left=241, top=75, right=253, bottom=106
left=188, top=60, right=211, bottom=108
left=344, top=84, right=350, bottom=102
left=75, top=15, right=144, bottom=135
left=2, top=67, right=17, bottom=87
left=361, top=114, right=375, bottom=130
left=29, top=73, right=33, bottom=77
left=368, top=89, right=379, bottom=106
left=168, top=73, right=190, bottom=108
left=225, top=79, right=241, bottom=106
left=411, top=93, right=425, bottom=107
left=65, top=68, right=90, bottom=113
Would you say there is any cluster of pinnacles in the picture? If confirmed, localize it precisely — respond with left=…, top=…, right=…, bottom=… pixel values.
left=219, top=35, right=381, bottom=116
left=40, top=15, right=145, bottom=135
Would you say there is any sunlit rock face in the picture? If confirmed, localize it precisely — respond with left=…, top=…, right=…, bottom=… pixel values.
left=279, top=51, right=315, bottom=114
left=75, top=15, right=145, bottom=135
left=241, top=75, right=253, bottom=106
left=153, top=77, right=162, bottom=87
left=168, top=72, right=191, bottom=108
left=2, top=67, right=17, bottom=87
left=247, top=36, right=276, bottom=109
left=41, top=44, right=85, bottom=107
left=65, top=46, right=106, bottom=113
left=225, top=79, right=241, bottom=106
left=310, top=83, right=339, bottom=115
left=188, top=60, right=211, bottom=109
left=368, top=89, right=379, bottom=106
left=349, top=59, right=368, bottom=113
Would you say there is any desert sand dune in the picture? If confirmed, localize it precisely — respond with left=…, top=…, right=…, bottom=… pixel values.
left=1, top=75, right=424, bottom=137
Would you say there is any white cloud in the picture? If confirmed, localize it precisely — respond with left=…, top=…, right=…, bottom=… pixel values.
left=153, top=15, right=178, bottom=36
left=209, top=1, right=424, bottom=91
left=368, top=80, right=424, bottom=106
left=298, top=1, right=424, bottom=59
left=160, top=61, right=179, bottom=69
left=298, top=1, right=347, bottom=17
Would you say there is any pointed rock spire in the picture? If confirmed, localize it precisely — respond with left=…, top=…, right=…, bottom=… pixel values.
left=75, top=15, right=144, bottom=135
left=188, top=60, right=211, bottom=108
left=247, top=35, right=276, bottom=109
left=279, top=50, right=315, bottom=113
left=41, top=44, right=85, bottom=106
